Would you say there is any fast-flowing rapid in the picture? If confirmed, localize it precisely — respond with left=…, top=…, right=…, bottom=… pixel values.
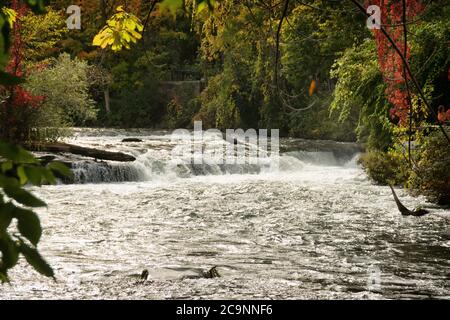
left=1, top=129, right=449, bottom=299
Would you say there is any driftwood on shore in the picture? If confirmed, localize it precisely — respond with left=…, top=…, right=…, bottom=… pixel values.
left=30, top=143, right=136, bottom=162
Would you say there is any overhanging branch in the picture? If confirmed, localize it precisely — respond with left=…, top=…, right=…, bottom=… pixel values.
left=348, top=0, right=450, bottom=144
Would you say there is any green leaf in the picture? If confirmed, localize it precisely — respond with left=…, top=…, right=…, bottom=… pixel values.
left=0, top=174, right=20, bottom=189
left=0, top=142, right=38, bottom=164
left=0, top=234, right=19, bottom=269
left=1, top=161, right=13, bottom=173
left=23, top=165, right=44, bottom=186
left=3, top=185, right=46, bottom=207
left=19, top=241, right=54, bottom=278
left=0, top=271, right=8, bottom=283
left=41, top=168, right=56, bottom=185
left=47, top=161, right=72, bottom=178
left=17, top=166, right=28, bottom=185
left=13, top=207, right=42, bottom=246
left=0, top=203, right=13, bottom=232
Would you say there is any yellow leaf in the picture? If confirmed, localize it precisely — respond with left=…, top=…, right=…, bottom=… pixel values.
left=197, top=2, right=207, bottom=13
left=129, top=30, right=142, bottom=40
left=93, top=34, right=104, bottom=46
left=122, top=31, right=131, bottom=42
left=309, top=79, right=317, bottom=97
left=135, top=22, right=144, bottom=32
left=197, top=0, right=216, bottom=13
left=2, top=8, right=17, bottom=28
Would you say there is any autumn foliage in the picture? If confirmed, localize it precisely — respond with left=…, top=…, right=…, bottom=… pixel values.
left=0, top=0, right=43, bottom=143
left=370, top=0, right=424, bottom=125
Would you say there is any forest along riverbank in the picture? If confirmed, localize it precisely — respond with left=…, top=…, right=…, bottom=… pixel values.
left=2, top=129, right=449, bottom=299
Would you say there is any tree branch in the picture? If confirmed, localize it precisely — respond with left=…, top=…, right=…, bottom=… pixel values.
left=348, top=0, right=450, bottom=144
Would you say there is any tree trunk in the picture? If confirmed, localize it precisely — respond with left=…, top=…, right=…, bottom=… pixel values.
left=104, top=87, right=110, bottom=113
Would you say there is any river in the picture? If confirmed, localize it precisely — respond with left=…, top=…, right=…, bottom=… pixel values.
left=1, top=128, right=449, bottom=299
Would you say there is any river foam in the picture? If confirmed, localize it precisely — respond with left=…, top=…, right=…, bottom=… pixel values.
left=3, top=129, right=448, bottom=300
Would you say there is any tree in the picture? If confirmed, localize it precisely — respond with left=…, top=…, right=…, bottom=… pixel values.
left=330, top=40, right=392, bottom=149
left=282, top=1, right=366, bottom=140
left=0, top=0, right=45, bottom=144
left=371, top=0, right=424, bottom=125
left=26, top=53, right=98, bottom=129
left=21, top=7, right=68, bottom=65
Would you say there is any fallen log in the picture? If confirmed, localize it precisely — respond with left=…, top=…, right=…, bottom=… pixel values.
left=30, top=143, right=136, bottom=162
left=122, top=138, right=143, bottom=143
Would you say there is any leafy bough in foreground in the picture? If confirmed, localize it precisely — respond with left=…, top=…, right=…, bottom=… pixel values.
left=0, top=141, right=72, bottom=282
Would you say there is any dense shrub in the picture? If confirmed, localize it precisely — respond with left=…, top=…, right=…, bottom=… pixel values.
left=360, top=128, right=450, bottom=205
left=409, top=129, right=450, bottom=205
left=26, top=53, right=97, bottom=131
left=359, top=150, right=410, bottom=186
